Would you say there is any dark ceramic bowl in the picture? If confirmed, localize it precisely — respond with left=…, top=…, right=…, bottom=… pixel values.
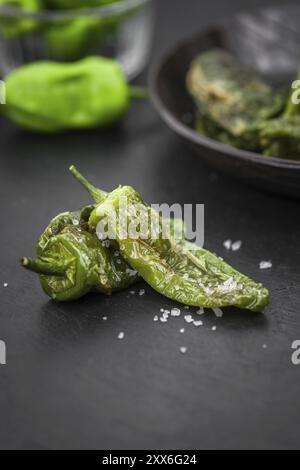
left=149, top=6, right=300, bottom=199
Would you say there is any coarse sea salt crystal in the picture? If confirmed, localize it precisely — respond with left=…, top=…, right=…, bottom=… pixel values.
left=160, top=308, right=165, bottom=313
left=171, top=308, right=181, bottom=317
left=212, top=326, right=217, bottom=331
left=126, top=268, right=137, bottom=277
left=160, top=317, right=168, bottom=323
left=118, top=332, right=125, bottom=340
left=3, top=283, right=8, bottom=288
left=260, top=261, right=272, bottom=270
left=184, top=315, right=194, bottom=324
left=213, top=308, right=223, bottom=318
left=180, top=347, right=187, bottom=354
left=262, top=344, right=268, bottom=349
left=102, top=316, right=108, bottom=321
left=180, top=328, right=185, bottom=334
left=193, top=320, right=203, bottom=327
left=139, top=289, right=146, bottom=296
left=130, top=291, right=135, bottom=295
left=153, top=315, right=159, bottom=322
left=223, top=240, right=232, bottom=250
left=232, top=240, right=242, bottom=252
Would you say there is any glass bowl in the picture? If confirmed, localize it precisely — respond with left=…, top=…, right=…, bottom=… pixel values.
left=0, top=0, right=154, bottom=79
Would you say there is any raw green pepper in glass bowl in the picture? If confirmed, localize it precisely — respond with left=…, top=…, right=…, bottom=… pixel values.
left=0, top=0, right=154, bottom=79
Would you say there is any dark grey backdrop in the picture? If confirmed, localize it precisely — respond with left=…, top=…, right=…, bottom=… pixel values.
left=1, top=0, right=299, bottom=450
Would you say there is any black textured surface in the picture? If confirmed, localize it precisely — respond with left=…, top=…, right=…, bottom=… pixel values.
left=1, top=0, right=299, bottom=451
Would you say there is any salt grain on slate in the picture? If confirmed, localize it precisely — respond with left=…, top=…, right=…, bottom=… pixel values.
left=3, top=283, right=8, bottom=288
left=139, top=289, right=145, bottom=296
left=180, top=328, right=185, bottom=334
left=130, top=291, right=135, bottom=295
left=180, top=347, right=187, bottom=354
left=260, top=261, right=272, bottom=270
left=213, top=308, right=223, bottom=318
left=102, top=316, right=108, bottom=321
left=193, top=321, right=203, bottom=327
left=223, top=240, right=232, bottom=250
left=184, top=315, right=194, bottom=324
left=232, top=240, right=242, bottom=252
left=262, top=344, right=268, bottom=349
left=171, top=308, right=181, bottom=317
left=153, top=315, right=159, bottom=322
left=212, top=326, right=217, bottom=331
left=118, top=332, right=125, bottom=340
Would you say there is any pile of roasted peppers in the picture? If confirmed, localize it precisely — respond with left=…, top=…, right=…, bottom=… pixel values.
left=187, top=49, right=300, bottom=160
left=21, top=167, right=269, bottom=312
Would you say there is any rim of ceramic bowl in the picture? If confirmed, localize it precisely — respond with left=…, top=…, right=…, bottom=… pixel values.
left=0, top=0, right=151, bottom=20
left=149, top=27, right=300, bottom=171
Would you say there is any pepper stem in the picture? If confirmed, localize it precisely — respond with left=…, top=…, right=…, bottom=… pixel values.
left=129, top=86, right=148, bottom=100
left=69, top=165, right=107, bottom=204
left=21, top=257, right=68, bottom=277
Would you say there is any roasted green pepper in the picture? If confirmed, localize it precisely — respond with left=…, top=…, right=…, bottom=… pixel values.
left=187, top=49, right=284, bottom=150
left=194, top=111, right=260, bottom=151
left=70, top=167, right=269, bottom=312
left=22, top=202, right=139, bottom=301
left=3, top=56, right=147, bottom=133
left=22, top=225, right=139, bottom=301
left=259, top=71, right=300, bottom=159
left=260, top=116, right=300, bottom=159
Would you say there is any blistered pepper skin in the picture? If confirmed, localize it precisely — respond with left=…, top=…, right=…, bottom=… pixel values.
left=22, top=197, right=139, bottom=301
left=4, top=57, right=131, bottom=133
left=69, top=167, right=269, bottom=312
left=37, top=205, right=95, bottom=256
left=87, top=186, right=269, bottom=312
left=22, top=224, right=139, bottom=302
